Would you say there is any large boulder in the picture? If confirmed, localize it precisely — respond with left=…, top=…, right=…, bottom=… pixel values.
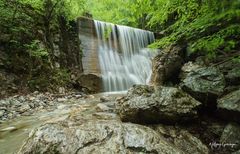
left=150, top=46, right=184, bottom=86
left=116, top=85, right=201, bottom=124
left=18, top=119, right=183, bottom=154
left=76, top=73, right=103, bottom=93
left=217, top=89, right=240, bottom=123
left=180, top=64, right=225, bottom=107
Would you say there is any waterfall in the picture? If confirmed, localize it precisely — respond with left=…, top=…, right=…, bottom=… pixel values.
left=94, top=20, right=156, bottom=92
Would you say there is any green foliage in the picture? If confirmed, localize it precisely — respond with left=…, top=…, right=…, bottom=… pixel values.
left=86, top=0, right=154, bottom=28
left=52, top=69, right=71, bottom=87
left=233, top=56, right=240, bottom=63
left=146, top=0, right=240, bottom=59
left=28, top=69, right=70, bottom=91
left=25, top=40, right=49, bottom=59
left=103, top=26, right=112, bottom=40
left=0, top=0, right=85, bottom=91
left=189, top=25, right=240, bottom=57
left=86, top=0, right=135, bottom=26
left=18, top=0, right=86, bottom=20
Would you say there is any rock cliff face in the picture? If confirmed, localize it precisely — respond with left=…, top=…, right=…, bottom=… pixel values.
left=57, top=17, right=83, bottom=70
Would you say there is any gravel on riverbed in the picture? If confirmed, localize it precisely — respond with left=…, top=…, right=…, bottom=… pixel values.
left=0, top=91, right=87, bottom=122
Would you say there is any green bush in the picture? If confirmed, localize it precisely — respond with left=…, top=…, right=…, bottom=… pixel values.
left=28, top=69, right=70, bottom=91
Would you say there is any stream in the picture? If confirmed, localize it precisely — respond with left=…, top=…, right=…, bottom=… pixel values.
left=0, top=92, right=125, bottom=154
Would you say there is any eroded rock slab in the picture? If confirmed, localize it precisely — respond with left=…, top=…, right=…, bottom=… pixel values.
left=18, top=120, right=183, bottom=154
left=116, top=85, right=201, bottom=124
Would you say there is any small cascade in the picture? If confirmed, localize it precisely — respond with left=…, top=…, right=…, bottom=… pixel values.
left=94, top=20, right=157, bottom=92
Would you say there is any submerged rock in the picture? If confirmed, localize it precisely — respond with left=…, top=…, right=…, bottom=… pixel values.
left=116, top=85, right=201, bottom=124
left=217, top=89, right=240, bottom=123
left=180, top=65, right=225, bottom=107
left=18, top=120, right=183, bottom=154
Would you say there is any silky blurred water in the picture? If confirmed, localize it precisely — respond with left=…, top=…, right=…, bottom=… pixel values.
left=94, top=20, right=157, bottom=92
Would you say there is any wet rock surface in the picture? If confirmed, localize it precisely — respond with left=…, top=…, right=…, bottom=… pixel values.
left=116, top=85, right=201, bottom=124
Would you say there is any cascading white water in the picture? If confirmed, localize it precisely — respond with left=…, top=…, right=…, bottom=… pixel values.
left=94, top=20, right=157, bottom=92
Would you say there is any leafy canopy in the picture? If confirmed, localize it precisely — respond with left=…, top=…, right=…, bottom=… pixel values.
left=84, top=0, right=240, bottom=58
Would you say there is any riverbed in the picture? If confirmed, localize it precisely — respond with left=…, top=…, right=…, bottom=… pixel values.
left=0, top=92, right=125, bottom=154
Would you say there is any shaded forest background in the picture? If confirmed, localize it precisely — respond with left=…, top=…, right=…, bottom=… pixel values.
left=0, top=0, right=239, bottom=95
